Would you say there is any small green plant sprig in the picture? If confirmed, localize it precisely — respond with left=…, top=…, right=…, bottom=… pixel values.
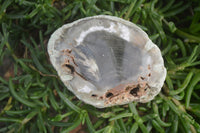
left=0, top=0, right=200, bottom=132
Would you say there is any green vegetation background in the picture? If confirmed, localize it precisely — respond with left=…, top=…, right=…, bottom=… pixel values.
left=0, top=0, right=200, bottom=132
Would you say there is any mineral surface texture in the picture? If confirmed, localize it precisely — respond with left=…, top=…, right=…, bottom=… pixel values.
left=48, top=15, right=166, bottom=108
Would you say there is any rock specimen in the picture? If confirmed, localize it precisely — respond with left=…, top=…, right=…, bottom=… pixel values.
left=48, top=15, right=166, bottom=108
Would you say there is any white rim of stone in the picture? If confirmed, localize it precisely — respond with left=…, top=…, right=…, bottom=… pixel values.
left=47, top=15, right=167, bottom=107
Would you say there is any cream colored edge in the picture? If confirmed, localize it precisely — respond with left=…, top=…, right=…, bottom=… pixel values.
left=47, top=15, right=167, bottom=107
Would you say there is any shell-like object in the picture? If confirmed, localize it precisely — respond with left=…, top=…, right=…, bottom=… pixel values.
left=48, top=15, right=166, bottom=108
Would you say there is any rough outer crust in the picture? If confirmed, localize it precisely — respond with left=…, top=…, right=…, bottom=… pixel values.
left=48, top=15, right=167, bottom=108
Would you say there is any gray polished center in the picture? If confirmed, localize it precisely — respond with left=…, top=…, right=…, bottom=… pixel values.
left=73, top=31, right=143, bottom=90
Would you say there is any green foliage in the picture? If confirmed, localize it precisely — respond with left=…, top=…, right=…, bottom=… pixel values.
left=0, top=0, right=200, bottom=132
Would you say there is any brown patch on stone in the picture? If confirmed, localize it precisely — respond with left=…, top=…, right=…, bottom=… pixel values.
left=64, top=58, right=70, bottom=64
left=62, top=53, right=88, bottom=81
left=62, top=50, right=89, bottom=80
left=139, top=66, right=144, bottom=70
left=106, top=92, right=114, bottom=98
left=63, top=58, right=81, bottom=78
left=62, top=49, right=78, bottom=67
left=148, top=73, right=151, bottom=77
left=140, top=77, right=145, bottom=80
left=137, top=80, right=149, bottom=96
left=148, top=64, right=151, bottom=70
left=139, top=81, right=147, bottom=88
left=102, top=82, right=149, bottom=106
left=91, top=94, right=98, bottom=97
left=75, top=71, right=88, bottom=81
left=129, top=86, right=139, bottom=96
left=61, top=49, right=72, bottom=53
left=63, top=64, right=75, bottom=74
